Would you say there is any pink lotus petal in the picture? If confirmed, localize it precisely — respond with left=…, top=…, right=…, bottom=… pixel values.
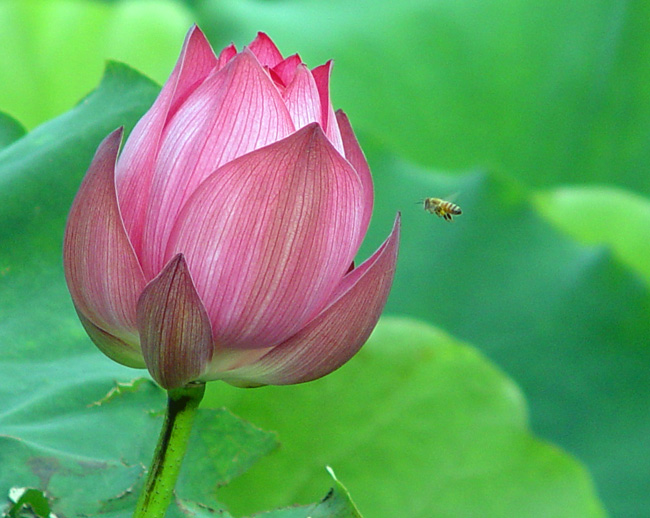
left=283, top=64, right=322, bottom=130
left=202, top=346, right=274, bottom=378
left=336, top=110, right=374, bottom=245
left=248, top=32, right=284, bottom=67
left=75, top=308, right=145, bottom=368
left=137, top=254, right=214, bottom=389
left=216, top=43, right=237, bottom=70
left=115, top=26, right=217, bottom=258
left=220, top=214, right=400, bottom=386
left=167, top=123, right=365, bottom=350
left=272, top=54, right=302, bottom=86
left=311, top=61, right=344, bottom=154
left=140, top=49, right=296, bottom=278
left=63, top=128, right=146, bottom=345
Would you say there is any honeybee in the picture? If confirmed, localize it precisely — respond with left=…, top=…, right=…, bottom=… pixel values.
left=423, top=197, right=462, bottom=222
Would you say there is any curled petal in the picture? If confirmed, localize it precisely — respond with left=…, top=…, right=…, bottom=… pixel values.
left=63, top=128, right=146, bottom=347
left=137, top=254, right=214, bottom=389
left=167, top=123, right=365, bottom=350
left=141, top=49, right=295, bottom=277
left=311, top=61, right=344, bottom=155
left=220, top=214, right=400, bottom=386
left=272, top=54, right=302, bottom=86
left=216, top=43, right=237, bottom=70
left=336, top=110, right=374, bottom=245
left=248, top=32, right=284, bottom=67
left=115, top=25, right=218, bottom=258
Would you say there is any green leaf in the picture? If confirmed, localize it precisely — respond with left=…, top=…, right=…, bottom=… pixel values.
left=0, top=59, right=159, bottom=232
left=359, top=148, right=650, bottom=517
left=173, top=498, right=235, bottom=518
left=5, top=487, right=52, bottom=518
left=208, top=318, right=604, bottom=518
left=0, top=62, right=160, bottom=364
left=198, top=0, right=650, bottom=192
left=0, top=0, right=193, bottom=129
left=533, top=186, right=650, bottom=286
left=176, top=408, right=279, bottom=510
left=0, top=112, right=25, bottom=150
left=0, top=374, right=275, bottom=517
left=249, top=468, right=362, bottom=518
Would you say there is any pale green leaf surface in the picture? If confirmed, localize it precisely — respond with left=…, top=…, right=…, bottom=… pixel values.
left=209, top=318, right=604, bottom=518
left=0, top=0, right=193, bottom=129
left=199, top=0, right=650, bottom=194
left=534, top=186, right=650, bottom=286
left=356, top=147, right=650, bottom=518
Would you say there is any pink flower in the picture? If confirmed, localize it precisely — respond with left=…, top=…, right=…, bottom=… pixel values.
left=63, top=26, right=399, bottom=389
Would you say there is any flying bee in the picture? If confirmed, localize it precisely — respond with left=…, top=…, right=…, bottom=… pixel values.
left=422, top=197, right=462, bottom=222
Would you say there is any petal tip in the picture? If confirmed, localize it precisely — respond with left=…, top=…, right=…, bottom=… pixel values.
left=103, top=126, right=124, bottom=150
left=186, top=24, right=207, bottom=42
left=137, top=253, right=214, bottom=389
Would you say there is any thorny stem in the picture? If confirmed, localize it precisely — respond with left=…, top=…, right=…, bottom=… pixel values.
left=133, top=382, right=205, bottom=518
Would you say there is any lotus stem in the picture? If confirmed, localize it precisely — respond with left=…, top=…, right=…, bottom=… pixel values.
left=133, top=382, right=205, bottom=517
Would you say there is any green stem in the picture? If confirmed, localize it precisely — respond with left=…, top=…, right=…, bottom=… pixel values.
left=133, top=382, right=205, bottom=518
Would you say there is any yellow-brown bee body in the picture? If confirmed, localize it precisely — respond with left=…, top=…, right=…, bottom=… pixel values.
left=423, top=198, right=462, bottom=222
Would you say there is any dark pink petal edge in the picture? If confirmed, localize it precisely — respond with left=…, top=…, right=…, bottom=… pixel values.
left=137, top=254, right=214, bottom=389
left=219, top=213, right=400, bottom=386
left=63, top=128, right=147, bottom=350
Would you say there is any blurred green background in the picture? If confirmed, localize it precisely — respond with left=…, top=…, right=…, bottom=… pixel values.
left=1, top=0, right=648, bottom=516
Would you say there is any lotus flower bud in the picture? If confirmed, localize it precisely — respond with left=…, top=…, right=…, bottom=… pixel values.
left=63, top=26, right=400, bottom=389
